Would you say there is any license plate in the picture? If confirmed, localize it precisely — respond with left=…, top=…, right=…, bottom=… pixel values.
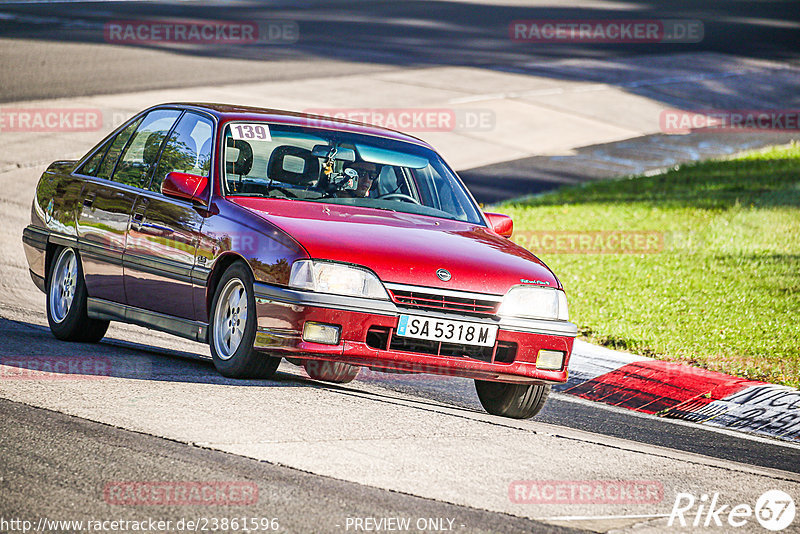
left=396, top=315, right=498, bottom=347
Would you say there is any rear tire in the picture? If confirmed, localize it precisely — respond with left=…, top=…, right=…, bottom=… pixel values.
left=46, top=247, right=109, bottom=343
left=209, top=262, right=281, bottom=379
left=303, top=360, right=359, bottom=384
left=474, top=380, right=550, bottom=419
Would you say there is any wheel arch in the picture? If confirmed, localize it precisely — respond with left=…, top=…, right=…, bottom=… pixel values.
left=44, top=242, right=59, bottom=287
left=45, top=242, right=84, bottom=286
left=204, top=252, right=254, bottom=320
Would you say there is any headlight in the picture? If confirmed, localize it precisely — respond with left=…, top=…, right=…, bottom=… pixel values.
left=289, top=260, right=389, bottom=300
left=498, top=286, right=569, bottom=321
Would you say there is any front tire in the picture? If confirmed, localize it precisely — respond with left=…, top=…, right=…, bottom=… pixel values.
left=474, top=380, right=550, bottom=419
left=46, top=247, right=109, bottom=342
left=303, top=360, right=359, bottom=384
left=209, top=262, right=280, bottom=379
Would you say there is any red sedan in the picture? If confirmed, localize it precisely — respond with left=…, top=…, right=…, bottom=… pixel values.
left=22, top=103, right=576, bottom=418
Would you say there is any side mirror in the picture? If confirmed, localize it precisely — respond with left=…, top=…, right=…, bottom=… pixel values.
left=484, top=212, right=514, bottom=238
left=161, top=172, right=208, bottom=206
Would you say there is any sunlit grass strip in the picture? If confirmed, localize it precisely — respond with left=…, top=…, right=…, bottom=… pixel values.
left=500, top=142, right=800, bottom=388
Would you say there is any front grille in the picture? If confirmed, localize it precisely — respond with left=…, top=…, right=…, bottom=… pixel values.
left=366, top=326, right=517, bottom=364
left=387, top=287, right=501, bottom=317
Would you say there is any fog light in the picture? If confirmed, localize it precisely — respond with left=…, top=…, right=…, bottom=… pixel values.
left=302, top=322, right=341, bottom=345
left=536, top=349, right=565, bottom=370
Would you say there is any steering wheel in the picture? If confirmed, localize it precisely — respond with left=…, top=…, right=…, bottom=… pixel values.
left=377, top=193, right=420, bottom=205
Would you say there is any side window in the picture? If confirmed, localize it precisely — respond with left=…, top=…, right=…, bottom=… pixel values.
left=77, top=138, right=112, bottom=177
left=151, top=112, right=214, bottom=193
left=95, top=118, right=142, bottom=181
left=112, top=109, right=182, bottom=188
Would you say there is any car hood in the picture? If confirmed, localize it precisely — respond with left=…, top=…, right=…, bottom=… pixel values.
left=231, top=198, right=560, bottom=295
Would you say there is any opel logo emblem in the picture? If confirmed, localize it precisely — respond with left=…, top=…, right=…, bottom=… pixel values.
left=436, top=268, right=452, bottom=282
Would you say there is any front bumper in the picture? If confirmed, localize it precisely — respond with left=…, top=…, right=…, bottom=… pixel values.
left=253, top=283, right=576, bottom=384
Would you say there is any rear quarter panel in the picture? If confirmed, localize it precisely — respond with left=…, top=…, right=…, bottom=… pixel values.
left=26, top=161, right=82, bottom=279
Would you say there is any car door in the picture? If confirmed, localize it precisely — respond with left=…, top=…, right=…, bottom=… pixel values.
left=123, top=111, right=214, bottom=320
left=75, top=116, right=144, bottom=303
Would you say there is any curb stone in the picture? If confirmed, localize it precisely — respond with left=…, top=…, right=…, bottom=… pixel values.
left=561, top=340, right=800, bottom=443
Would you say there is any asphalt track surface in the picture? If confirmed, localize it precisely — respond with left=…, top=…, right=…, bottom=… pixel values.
left=1, top=1, right=800, bottom=532
left=1, top=313, right=799, bottom=533
left=0, top=0, right=799, bottom=103
left=2, top=0, right=799, bottom=202
left=1, top=398, right=572, bottom=534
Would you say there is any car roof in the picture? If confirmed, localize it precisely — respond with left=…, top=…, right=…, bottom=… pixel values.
left=157, top=102, right=434, bottom=149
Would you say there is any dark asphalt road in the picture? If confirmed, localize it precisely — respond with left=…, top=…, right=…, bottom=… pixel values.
left=355, top=348, right=800, bottom=475
left=1, top=2, right=799, bottom=531
left=0, top=397, right=580, bottom=534
left=0, top=0, right=798, bottom=102
left=462, top=130, right=800, bottom=204
left=1, top=1, right=798, bottom=203
left=3, top=317, right=798, bottom=476
left=1, top=0, right=797, bottom=435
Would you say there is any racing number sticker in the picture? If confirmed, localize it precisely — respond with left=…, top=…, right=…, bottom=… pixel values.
left=231, top=123, right=271, bottom=141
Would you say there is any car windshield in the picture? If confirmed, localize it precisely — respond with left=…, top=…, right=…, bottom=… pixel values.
left=222, top=123, right=484, bottom=224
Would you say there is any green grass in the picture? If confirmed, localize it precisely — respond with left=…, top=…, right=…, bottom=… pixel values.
left=500, top=142, right=800, bottom=388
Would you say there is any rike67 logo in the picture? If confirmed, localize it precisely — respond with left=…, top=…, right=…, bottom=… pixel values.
left=669, top=490, right=795, bottom=531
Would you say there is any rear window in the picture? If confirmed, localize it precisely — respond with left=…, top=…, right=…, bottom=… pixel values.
left=93, top=118, right=142, bottom=180
left=77, top=138, right=112, bottom=177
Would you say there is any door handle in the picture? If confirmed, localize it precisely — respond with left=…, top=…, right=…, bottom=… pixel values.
left=131, top=197, right=149, bottom=229
left=131, top=211, right=145, bottom=230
